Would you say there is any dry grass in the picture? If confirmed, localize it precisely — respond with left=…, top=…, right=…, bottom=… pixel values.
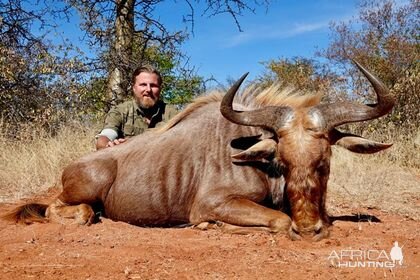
left=0, top=121, right=98, bottom=203
left=0, top=121, right=418, bottom=220
left=359, top=126, right=419, bottom=169
left=328, top=146, right=420, bottom=220
left=325, top=124, right=419, bottom=220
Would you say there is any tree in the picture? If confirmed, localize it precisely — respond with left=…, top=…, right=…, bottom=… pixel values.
left=66, top=0, right=272, bottom=104
left=257, top=57, right=350, bottom=110
left=259, top=57, right=343, bottom=95
left=320, top=0, right=419, bottom=132
left=0, top=0, right=92, bottom=134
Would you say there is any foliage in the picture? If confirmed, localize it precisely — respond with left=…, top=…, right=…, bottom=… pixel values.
left=130, top=37, right=205, bottom=105
left=320, top=0, right=419, bottom=133
left=0, top=0, right=96, bottom=135
left=259, top=57, right=346, bottom=95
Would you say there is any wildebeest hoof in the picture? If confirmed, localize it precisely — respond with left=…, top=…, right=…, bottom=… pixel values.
left=215, top=221, right=225, bottom=227
left=288, top=226, right=302, bottom=241
left=312, top=226, right=330, bottom=241
left=193, top=222, right=220, bottom=230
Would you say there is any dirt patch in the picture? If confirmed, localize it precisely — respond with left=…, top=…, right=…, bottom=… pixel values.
left=0, top=203, right=418, bottom=280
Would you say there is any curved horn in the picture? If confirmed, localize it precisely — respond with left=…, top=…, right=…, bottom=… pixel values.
left=314, top=60, right=395, bottom=131
left=220, top=73, right=293, bottom=130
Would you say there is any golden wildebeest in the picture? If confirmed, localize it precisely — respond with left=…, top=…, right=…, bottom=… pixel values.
left=5, top=61, right=394, bottom=241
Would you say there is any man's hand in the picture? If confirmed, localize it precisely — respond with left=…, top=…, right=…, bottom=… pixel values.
left=106, top=138, right=127, bottom=148
left=96, top=136, right=127, bottom=150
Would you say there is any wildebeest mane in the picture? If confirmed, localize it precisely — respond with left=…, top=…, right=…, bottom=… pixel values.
left=158, top=83, right=322, bottom=133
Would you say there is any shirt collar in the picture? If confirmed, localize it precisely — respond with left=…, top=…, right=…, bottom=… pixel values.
left=133, top=99, right=164, bottom=119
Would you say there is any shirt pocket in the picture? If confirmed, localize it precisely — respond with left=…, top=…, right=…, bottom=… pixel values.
left=123, top=124, right=135, bottom=137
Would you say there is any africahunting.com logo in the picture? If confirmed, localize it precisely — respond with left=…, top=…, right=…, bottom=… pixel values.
left=328, top=241, right=404, bottom=268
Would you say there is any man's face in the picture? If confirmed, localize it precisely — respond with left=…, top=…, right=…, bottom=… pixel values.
left=133, top=72, right=161, bottom=109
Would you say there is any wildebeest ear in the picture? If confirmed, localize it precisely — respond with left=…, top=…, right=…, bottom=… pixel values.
left=231, top=139, right=277, bottom=160
left=329, top=129, right=392, bottom=154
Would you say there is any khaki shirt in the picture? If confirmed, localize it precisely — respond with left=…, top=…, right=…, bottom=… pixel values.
left=101, top=99, right=177, bottom=138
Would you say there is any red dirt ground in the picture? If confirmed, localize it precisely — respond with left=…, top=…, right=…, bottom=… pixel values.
left=0, top=201, right=418, bottom=280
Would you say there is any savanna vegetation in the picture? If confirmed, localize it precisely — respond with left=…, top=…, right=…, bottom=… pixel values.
left=0, top=0, right=418, bottom=218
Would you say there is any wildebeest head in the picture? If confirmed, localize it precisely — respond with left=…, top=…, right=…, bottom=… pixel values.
left=220, top=61, right=395, bottom=240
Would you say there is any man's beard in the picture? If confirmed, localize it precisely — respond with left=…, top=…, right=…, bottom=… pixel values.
left=135, top=95, right=157, bottom=109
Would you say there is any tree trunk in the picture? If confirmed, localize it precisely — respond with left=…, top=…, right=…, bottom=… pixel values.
left=107, top=0, right=135, bottom=105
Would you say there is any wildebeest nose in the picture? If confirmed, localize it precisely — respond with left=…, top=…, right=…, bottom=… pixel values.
left=289, top=220, right=329, bottom=241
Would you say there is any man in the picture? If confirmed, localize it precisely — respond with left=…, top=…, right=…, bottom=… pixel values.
left=96, top=65, right=177, bottom=150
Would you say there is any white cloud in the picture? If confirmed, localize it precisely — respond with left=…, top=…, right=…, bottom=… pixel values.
left=224, top=21, right=328, bottom=48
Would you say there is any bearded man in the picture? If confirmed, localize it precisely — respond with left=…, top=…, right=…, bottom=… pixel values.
left=95, top=65, right=177, bottom=150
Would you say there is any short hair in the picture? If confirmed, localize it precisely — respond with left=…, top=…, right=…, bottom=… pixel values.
left=131, top=65, right=162, bottom=86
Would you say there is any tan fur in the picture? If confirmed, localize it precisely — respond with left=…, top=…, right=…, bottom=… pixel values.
left=46, top=199, right=94, bottom=225
left=155, top=93, right=224, bottom=133
left=157, top=84, right=321, bottom=133
left=273, top=109, right=332, bottom=240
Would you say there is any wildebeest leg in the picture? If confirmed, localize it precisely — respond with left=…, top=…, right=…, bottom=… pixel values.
left=46, top=158, right=117, bottom=225
left=193, top=198, right=291, bottom=234
left=3, top=158, right=115, bottom=225
left=45, top=199, right=94, bottom=225
left=194, top=221, right=282, bottom=234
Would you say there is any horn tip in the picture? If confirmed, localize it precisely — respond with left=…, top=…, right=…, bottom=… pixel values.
left=351, top=59, right=363, bottom=70
left=240, top=72, right=250, bottom=80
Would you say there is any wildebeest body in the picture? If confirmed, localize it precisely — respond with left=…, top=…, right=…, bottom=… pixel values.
left=61, top=101, right=281, bottom=227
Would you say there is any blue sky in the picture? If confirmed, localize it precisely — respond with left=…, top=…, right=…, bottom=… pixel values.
left=156, top=0, right=360, bottom=84
left=41, top=0, right=363, bottom=83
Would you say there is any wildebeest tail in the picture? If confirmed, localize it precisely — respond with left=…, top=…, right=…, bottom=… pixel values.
left=2, top=203, right=49, bottom=224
